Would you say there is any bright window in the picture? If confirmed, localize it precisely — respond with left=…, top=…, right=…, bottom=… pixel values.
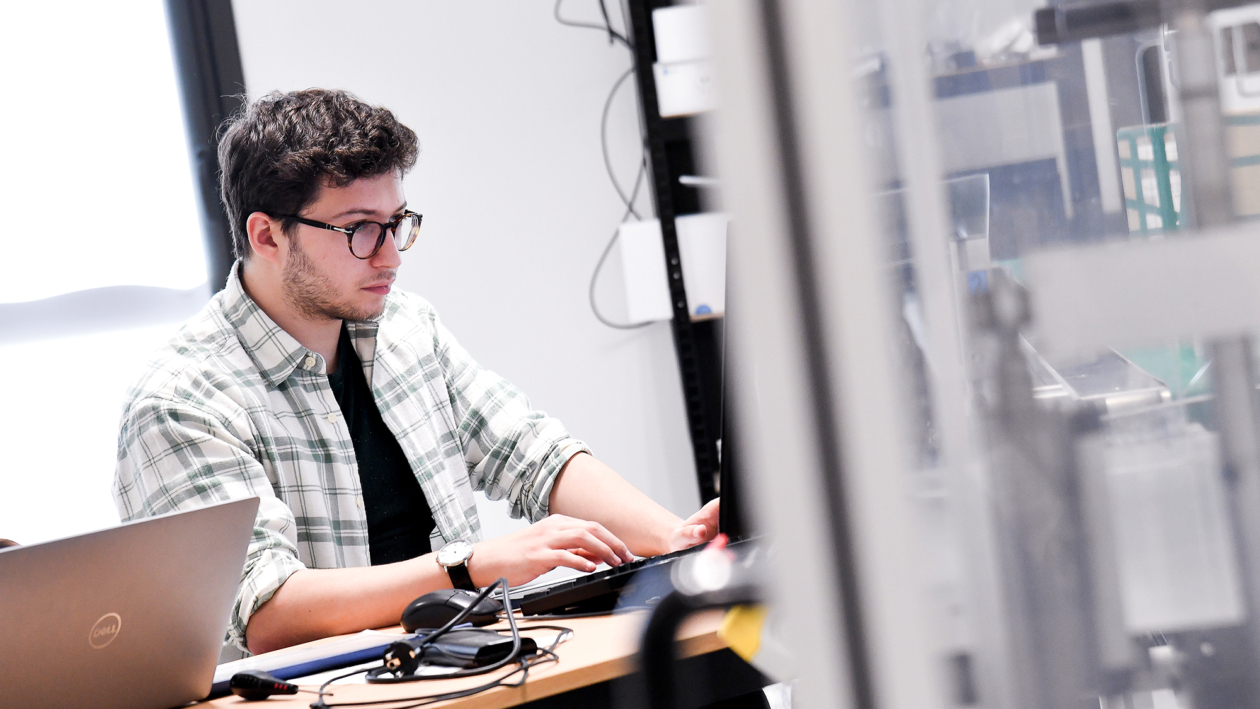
left=0, top=2, right=209, bottom=545
left=0, top=1, right=207, bottom=304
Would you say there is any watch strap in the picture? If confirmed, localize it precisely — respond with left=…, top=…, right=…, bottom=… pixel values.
left=445, top=560, right=475, bottom=591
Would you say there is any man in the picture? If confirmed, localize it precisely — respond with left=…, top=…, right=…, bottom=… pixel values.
left=114, top=89, right=719, bottom=655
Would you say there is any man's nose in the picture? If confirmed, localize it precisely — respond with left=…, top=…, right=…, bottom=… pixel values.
left=371, top=229, right=404, bottom=268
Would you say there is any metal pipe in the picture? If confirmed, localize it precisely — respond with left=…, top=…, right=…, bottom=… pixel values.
left=1170, top=3, right=1234, bottom=227
left=1201, top=339, right=1260, bottom=708
left=1035, top=0, right=1253, bottom=46
left=1035, top=1, right=1163, bottom=45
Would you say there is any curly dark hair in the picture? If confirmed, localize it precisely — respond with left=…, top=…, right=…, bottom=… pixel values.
left=217, top=89, right=420, bottom=260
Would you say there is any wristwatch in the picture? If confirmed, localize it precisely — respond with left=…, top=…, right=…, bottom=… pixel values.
left=436, top=540, right=476, bottom=591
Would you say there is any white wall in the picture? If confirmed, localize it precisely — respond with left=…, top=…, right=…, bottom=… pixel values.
left=232, top=1, right=701, bottom=539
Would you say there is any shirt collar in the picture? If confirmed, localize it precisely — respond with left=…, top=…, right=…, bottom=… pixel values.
left=346, top=317, right=379, bottom=342
left=221, top=260, right=320, bottom=386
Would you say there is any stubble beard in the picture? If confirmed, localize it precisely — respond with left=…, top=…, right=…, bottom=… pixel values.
left=281, top=235, right=385, bottom=323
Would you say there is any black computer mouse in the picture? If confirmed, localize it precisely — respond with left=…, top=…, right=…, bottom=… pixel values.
left=401, top=588, right=502, bottom=631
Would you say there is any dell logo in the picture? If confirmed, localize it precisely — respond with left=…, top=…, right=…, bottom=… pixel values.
left=88, top=613, right=122, bottom=649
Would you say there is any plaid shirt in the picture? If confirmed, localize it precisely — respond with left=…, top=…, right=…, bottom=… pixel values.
left=113, top=263, right=589, bottom=650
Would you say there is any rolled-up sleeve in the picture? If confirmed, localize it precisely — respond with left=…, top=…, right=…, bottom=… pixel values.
left=114, top=394, right=305, bottom=651
left=430, top=313, right=591, bottom=523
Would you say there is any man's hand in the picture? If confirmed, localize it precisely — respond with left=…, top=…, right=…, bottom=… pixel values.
left=667, top=498, right=721, bottom=552
left=469, top=514, right=635, bottom=587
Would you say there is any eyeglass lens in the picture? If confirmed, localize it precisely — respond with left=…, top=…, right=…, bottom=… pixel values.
left=349, top=214, right=421, bottom=258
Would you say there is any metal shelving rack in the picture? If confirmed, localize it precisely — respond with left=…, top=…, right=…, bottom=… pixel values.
left=626, top=0, right=724, bottom=504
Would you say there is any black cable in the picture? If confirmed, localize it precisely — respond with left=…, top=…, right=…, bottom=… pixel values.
left=554, top=0, right=632, bottom=48
left=514, top=609, right=617, bottom=620
left=315, top=661, right=546, bottom=709
left=310, top=612, right=573, bottom=709
left=602, top=66, right=645, bottom=220
left=554, top=1, right=660, bottom=330
left=311, top=579, right=514, bottom=707
left=588, top=161, right=656, bottom=330
left=494, top=624, right=575, bottom=646
left=312, top=667, right=373, bottom=706
left=365, top=579, right=521, bottom=684
left=597, top=0, right=618, bottom=45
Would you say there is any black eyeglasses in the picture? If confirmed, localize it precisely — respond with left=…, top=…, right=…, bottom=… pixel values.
left=280, top=210, right=423, bottom=259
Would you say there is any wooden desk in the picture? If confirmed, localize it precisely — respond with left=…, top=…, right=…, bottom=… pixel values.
left=199, top=610, right=764, bottom=709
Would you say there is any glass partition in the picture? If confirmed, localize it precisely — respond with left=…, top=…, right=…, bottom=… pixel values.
left=704, top=0, right=1260, bottom=708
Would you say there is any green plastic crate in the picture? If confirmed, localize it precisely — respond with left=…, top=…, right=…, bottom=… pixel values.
left=1117, top=124, right=1181, bottom=234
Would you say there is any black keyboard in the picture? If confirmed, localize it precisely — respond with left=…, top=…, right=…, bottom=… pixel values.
left=510, top=545, right=704, bottom=616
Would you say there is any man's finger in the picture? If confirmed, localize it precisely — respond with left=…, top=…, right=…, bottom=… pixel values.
left=686, top=498, right=721, bottom=528
left=551, top=549, right=597, bottom=573
left=672, top=523, right=717, bottom=551
left=556, top=529, right=623, bottom=567
left=570, top=548, right=601, bottom=564
left=687, top=524, right=710, bottom=541
left=576, top=520, right=634, bottom=563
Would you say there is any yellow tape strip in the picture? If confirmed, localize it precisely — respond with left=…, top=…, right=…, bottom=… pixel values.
left=718, top=604, right=767, bottom=663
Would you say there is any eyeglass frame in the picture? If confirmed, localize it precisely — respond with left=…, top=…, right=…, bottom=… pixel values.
left=277, top=210, right=423, bottom=259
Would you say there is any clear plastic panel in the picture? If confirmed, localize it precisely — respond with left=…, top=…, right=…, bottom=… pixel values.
left=868, top=0, right=1260, bottom=708
left=705, top=0, right=1260, bottom=706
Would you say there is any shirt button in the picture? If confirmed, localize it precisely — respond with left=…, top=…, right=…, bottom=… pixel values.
left=326, top=413, right=337, bottom=423
left=356, top=498, right=365, bottom=509
left=304, top=354, right=316, bottom=370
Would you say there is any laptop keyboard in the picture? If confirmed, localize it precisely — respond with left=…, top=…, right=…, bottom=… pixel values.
left=510, top=544, right=703, bottom=616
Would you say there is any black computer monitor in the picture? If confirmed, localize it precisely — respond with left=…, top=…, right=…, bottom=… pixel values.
left=717, top=312, right=753, bottom=542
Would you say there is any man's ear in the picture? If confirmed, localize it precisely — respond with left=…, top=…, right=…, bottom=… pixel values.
left=246, top=212, right=286, bottom=265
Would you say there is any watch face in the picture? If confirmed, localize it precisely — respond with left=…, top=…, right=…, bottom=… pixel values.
left=438, top=540, right=473, bottom=566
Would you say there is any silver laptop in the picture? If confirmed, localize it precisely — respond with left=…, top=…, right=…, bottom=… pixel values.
left=0, top=497, right=258, bottom=709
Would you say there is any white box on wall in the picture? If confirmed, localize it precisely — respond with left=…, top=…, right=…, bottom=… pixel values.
left=676, top=212, right=728, bottom=317
left=654, top=60, right=716, bottom=118
left=618, top=220, right=674, bottom=323
left=618, top=214, right=728, bottom=322
left=651, top=4, right=714, bottom=118
left=652, top=5, right=710, bottom=63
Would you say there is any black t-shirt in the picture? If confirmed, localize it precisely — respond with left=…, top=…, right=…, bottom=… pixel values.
left=327, top=326, right=436, bottom=565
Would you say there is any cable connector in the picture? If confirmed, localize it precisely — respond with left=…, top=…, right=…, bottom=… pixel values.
left=382, top=636, right=429, bottom=675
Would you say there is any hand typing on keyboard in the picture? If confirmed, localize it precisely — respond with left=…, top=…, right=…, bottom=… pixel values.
left=466, top=459, right=721, bottom=589
left=666, top=498, right=722, bottom=553
left=467, top=515, right=636, bottom=588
